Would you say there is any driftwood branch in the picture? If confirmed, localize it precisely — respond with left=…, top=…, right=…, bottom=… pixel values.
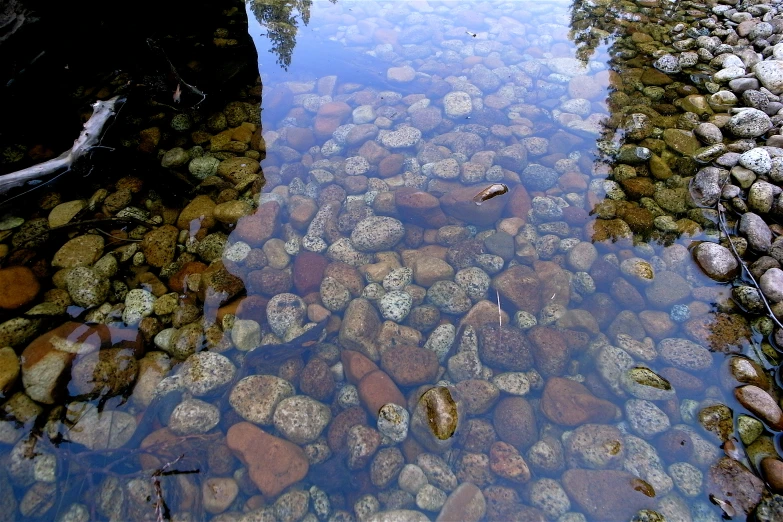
left=0, top=95, right=123, bottom=198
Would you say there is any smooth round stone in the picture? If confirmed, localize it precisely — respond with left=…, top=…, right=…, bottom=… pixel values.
left=619, top=258, right=655, bottom=285
left=659, top=338, right=712, bottom=371
left=180, top=351, right=236, bottom=396
left=621, top=367, right=676, bottom=401
left=427, top=281, right=472, bottom=314
left=379, top=290, right=413, bottom=322
left=345, top=156, right=371, bottom=175
left=189, top=156, right=220, bottom=180
left=491, top=372, right=530, bottom=396
left=122, top=289, right=155, bottom=325
left=399, top=464, right=428, bottom=495
left=739, top=148, right=772, bottom=174
left=761, top=268, right=783, bottom=302
left=454, top=267, right=491, bottom=301
left=668, top=462, right=703, bottom=497
left=266, top=293, right=307, bottom=338
left=416, top=484, right=447, bottom=512
left=231, top=319, right=261, bottom=351
left=443, top=91, right=473, bottom=118
left=654, top=54, right=681, bottom=73
left=66, top=267, right=109, bottom=309
left=383, top=267, right=413, bottom=291
left=273, top=395, right=332, bottom=444
left=379, top=127, right=422, bottom=149
left=350, top=216, right=405, bottom=252
left=168, top=398, right=220, bottom=435
left=749, top=181, right=777, bottom=213
left=726, top=108, right=772, bottom=137
left=423, top=324, right=456, bottom=363
left=693, top=242, right=739, bottom=282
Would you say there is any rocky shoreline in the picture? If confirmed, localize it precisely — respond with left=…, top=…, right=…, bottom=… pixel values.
left=4, top=0, right=783, bottom=521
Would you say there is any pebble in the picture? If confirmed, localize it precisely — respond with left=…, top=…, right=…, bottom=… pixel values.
left=273, top=395, right=332, bottom=444
left=625, top=399, right=671, bottom=438
left=168, top=398, right=220, bottom=435
left=229, top=375, right=294, bottom=424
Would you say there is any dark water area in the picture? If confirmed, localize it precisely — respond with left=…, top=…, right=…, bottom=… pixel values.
left=1, top=0, right=783, bottom=521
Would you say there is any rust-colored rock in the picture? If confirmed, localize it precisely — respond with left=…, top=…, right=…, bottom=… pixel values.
left=395, top=187, right=449, bottom=228
left=141, top=225, right=179, bottom=268
left=327, top=406, right=368, bottom=452
left=528, top=326, right=569, bottom=377
left=233, top=201, right=281, bottom=248
left=314, top=101, right=352, bottom=138
left=504, top=184, right=531, bottom=220
left=380, top=345, right=439, bottom=387
left=440, top=185, right=508, bottom=226
left=541, top=377, right=617, bottom=426
left=169, top=261, right=207, bottom=293
left=199, top=261, right=245, bottom=307
left=177, top=195, right=216, bottom=231
left=561, top=469, right=656, bottom=520
left=226, top=422, right=308, bottom=497
left=339, top=298, right=382, bottom=361
left=342, top=350, right=380, bottom=385
left=492, top=397, right=537, bottom=450
left=491, top=265, right=541, bottom=315
left=0, top=266, right=39, bottom=310
left=358, top=369, right=406, bottom=418
left=293, top=252, right=328, bottom=295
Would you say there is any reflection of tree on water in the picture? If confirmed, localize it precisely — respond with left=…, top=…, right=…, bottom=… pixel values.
left=248, top=0, right=337, bottom=70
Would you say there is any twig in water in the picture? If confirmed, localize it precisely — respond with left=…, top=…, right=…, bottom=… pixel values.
left=716, top=201, right=783, bottom=330
left=151, top=454, right=200, bottom=522
left=496, top=289, right=502, bottom=327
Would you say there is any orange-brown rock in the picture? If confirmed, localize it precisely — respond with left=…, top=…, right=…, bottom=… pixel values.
left=169, top=261, right=207, bottom=293
left=491, top=265, right=541, bottom=315
left=141, top=225, right=179, bottom=268
left=177, top=195, right=217, bottom=231
left=314, top=101, right=352, bottom=138
left=198, top=261, right=245, bottom=307
left=342, top=350, right=380, bottom=384
left=395, top=188, right=449, bottom=228
left=233, top=201, right=281, bottom=248
left=226, top=422, right=308, bottom=497
left=541, top=377, right=618, bottom=426
left=358, top=369, right=406, bottom=417
left=504, top=184, right=531, bottom=220
left=380, top=345, right=439, bottom=387
left=492, top=397, right=538, bottom=450
left=0, top=266, right=39, bottom=310
left=440, top=185, right=508, bottom=226
left=528, top=326, right=569, bottom=377
left=327, top=406, right=368, bottom=452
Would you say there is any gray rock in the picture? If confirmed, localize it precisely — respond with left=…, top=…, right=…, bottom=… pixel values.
left=122, top=288, right=155, bottom=325
left=521, top=164, right=559, bottom=191
left=726, top=109, right=772, bottom=137
left=443, top=91, right=473, bottom=118
left=379, top=290, right=413, bottom=322
left=749, top=180, right=777, bottom=213
left=754, top=60, right=783, bottom=94
left=66, top=267, right=109, bottom=309
left=760, top=267, right=783, bottom=302
left=273, top=395, right=331, bottom=444
left=229, top=375, right=294, bottom=424
left=180, top=351, right=236, bottom=396
left=669, top=462, right=703, bottom=497
left=625, top=399, right=671, bottom=438
left=168, top=398, right=219, bottom=435
left=427, top=281, right=472, bottom=314
left=351, top=216, right=405, bottom=252
left=694, top=123, right=723, bottom=144
left=739, top=148, right=772, bottom=174
left=529, top=478, right=571, bottom=519
left=654, top=54, right=681, bottom=73
left=379, top=127, right=422, bottom=149
left=266, top=293, right=307, bottom=338
left=739, top=212, right=772, bottom=252
left=658, top=338, right=713, bottom=371
left=67, top=406, right=137, bottom=449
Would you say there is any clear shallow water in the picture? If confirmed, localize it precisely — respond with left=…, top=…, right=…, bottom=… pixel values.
left=0, top=0, right=778, bottom=520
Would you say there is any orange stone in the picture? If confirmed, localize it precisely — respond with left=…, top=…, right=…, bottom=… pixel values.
left=358, top=369, right=406, bottom=417
left=0, top=266, right=40, bottom=310
left=341, top=350, right=380, bottom=385
left=226, top=422, right=308, bottom=497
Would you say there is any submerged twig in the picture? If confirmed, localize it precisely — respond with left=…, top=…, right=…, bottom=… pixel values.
left=716, top=201, right=783, bottom=330
left=152, top=454, right=199, bottom=522
left=0, top=96, right=124, bottom=201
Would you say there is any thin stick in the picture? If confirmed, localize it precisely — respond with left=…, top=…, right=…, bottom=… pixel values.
left=716, top=201, right=783, bottom=330
left=496, top=289, right=502, bottom=327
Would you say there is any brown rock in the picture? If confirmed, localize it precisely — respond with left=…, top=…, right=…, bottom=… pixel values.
left=233, top=201, right=281, bottom=248
left=324, top=262, right=364, bottom=296
left=492, top=265, right=541, bottom=315
left=478, top=324, right=533, bottom=371
left=216, top=157, right=260, bottom=184
left=761, top=457, right=783, bottom=493
left=707, top=457, right=764, bottom=516
left=379, top=154, right=405, bottom=177
left=656, top=429, right=694, bottom=464
left=435, top=482, right=486, bottom=522
left=440, top=185, right=508, bottom=226
left=314, top=101, right=352, bottom=138
left=395, top=188, right=449, bottom=228
left=561, top=469, right=656, bottom=520
left=226, top=422, right=308, bottom=497
left=528, top=326, right=569, bottom=377
left=289, top=197, right=318, bottom=230
left=380, top=345, right=439, bottom=387
left=638, top=310, right=677, bottom=340
left=541, top=377, right=617, bottom=426
left=358, top=369, right=406, bottom=418
left=492, top=397, right=537, bottom=450
left=453, top=379, right=500, bottom=415
left=169, top=261, right=207, bottom=293
left=177, top=195, right=217, bottom=231
left=339, top=298, right=382, bottom=360
left=534, top=261, right=571, bottom=308
left=734, top=385, right=783, bottom=430
left=299, top=358, right=335, bottom=401
left=0, top=266, right=39, bottom=310
left=199, top=261, right=245, bottom=307
left=341, top=350, right=380, bottom=385
left=141, top=225, right=178, bottom=268
left=285, top=127, right=316, bottom=151
left=504, top=184, right=532, bottom=220
left=327, top=406, right=368, bottom=452
left=293, top=251, right=329, bottom=296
